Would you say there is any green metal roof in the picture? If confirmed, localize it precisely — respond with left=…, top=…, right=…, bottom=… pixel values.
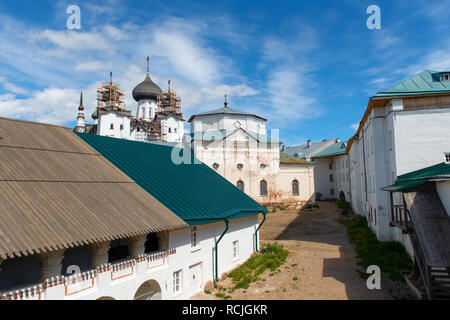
left=188, top=106, right=267, bottom=122
left=76, top=133, right=267, bottom=226
left=381, top=162, right=450, bottom=192
left=375, top=70, right=450, bottom=98
left=187, top=129, right=278, bottom=144
left=312, top=141, right=347, bottom=158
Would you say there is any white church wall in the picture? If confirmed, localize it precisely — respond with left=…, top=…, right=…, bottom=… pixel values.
left=97, top=112, right=130, bottom=139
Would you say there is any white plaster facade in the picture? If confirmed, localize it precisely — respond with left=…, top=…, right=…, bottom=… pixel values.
left=347, top=97, right=450, bottom=252
left=313, top=155, right=351, bottom=201
left=190, top=111, right=315, bottom=204
left=0, top=215, right=260, bottom=300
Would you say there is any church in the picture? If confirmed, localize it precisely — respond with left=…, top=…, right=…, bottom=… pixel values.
left=74, top=59, right=316, bottom=207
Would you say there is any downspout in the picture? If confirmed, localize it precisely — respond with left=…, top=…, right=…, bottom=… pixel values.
left=215, top=219, right=229, bottom=282
left=254, top=212, right=267, bottom=252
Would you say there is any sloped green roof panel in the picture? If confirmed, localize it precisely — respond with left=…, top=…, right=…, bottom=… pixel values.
left=380, top=179, right=429, bottom=192
left=375, top=70, right=450, bottom=98
left=381, top=162, right=450, bottom=192
left=76, top=133, right=267, bottom=225
left=312, top=141, right=347, bottom=158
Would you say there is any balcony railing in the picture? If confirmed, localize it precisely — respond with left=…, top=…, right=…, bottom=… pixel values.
left=390, top=204, right=410, bottom=232
left=0, top=249, right=175, bottom=300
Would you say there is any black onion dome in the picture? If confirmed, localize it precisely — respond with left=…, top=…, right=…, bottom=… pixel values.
left=132, top=74, right=162, bottom=102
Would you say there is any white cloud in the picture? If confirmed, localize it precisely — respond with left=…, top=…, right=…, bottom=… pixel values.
left=33, top=29, right=113, bottom=51
left=75, top=60, right=110, bottom=72
left=0, top=77, right=28, bottom=95
left=350, top=122, right=359, bottom=132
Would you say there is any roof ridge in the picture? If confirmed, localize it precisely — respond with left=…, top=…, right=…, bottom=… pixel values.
left=0, top=117, right=71, bottom=129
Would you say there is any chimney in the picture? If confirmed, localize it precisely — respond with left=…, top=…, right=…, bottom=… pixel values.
left=307, top=139, right=312, bottom=147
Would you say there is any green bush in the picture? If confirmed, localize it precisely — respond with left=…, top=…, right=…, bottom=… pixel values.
left=341, top=215, right=412, bottom=280
left=227, top=243, right=289, bottom=290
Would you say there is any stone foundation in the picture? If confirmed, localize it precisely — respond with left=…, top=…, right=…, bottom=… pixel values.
left=261, top=200, right=313, bottom=211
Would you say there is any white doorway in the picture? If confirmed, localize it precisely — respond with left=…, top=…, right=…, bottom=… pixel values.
left=189, top=262, right=203, bottom=294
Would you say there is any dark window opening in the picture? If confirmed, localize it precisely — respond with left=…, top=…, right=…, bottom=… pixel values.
left=62, top=246, right=91, bottom=275
left=144, top=233, right=159, bottom=253
left=108, top=239, right=129, bottom=262
left=260, top=180, right=268, bottom=197
left=292, top=179, right=299, bottom=196
left=237, top=180, right=245, bottom=192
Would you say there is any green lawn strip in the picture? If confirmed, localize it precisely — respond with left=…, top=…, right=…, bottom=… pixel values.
left=227, top=242, right=289, bottom=290
left=339, top=208, right=412, bottom=281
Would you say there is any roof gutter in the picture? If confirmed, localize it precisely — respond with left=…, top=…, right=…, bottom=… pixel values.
left=215, top=218, right=229, bottom=282
left=254, top=212, right=266, bottom=252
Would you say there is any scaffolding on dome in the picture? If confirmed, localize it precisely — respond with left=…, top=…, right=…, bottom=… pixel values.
left=157, top=81, right=183, bottom=116
left=96, top=73, right=126, bottom=111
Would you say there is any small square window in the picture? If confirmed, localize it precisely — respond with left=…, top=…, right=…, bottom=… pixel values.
left=120, top=124, right=124, bottom=130
left=330, top=188, right=335, bottom=195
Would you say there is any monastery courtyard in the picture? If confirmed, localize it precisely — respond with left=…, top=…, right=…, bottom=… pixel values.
left=194, top=201, right=393, bottom=300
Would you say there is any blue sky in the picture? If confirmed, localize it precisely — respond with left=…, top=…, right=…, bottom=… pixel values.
left=0, top=0, right=449, bottom=146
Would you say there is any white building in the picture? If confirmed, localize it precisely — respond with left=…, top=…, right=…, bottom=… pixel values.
left=310, top=139, right=351, bottom=201
left=0, top=117, right=266, bottom=300
left=188, top=98, right=316, bottom=205
left=347, top=70, right=450, bottom=248
left=74, top=59, right=185, bottom=144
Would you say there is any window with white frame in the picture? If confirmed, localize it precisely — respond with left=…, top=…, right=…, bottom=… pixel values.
left=232, top=240, right=239, bottom=260
left=191, top=226, right=199, bottom=249
left=173, top=270, right=182, bottom=294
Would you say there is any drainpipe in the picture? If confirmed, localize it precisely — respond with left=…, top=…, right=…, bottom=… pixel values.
left=254, top=212, right=267, bottom=252
left=215, top=219, right=229, bottom=282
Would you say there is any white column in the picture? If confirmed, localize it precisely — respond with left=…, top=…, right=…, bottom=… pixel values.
left=90, top=241, right=110, bottom=267
left=38, top=250, right=65, bottom=282
left=129, top=235, right=147, bottom=258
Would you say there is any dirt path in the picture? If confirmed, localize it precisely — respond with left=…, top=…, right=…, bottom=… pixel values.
left=193, top=201, right=393, bottom=300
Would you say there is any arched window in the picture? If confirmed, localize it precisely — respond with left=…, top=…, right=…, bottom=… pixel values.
left=292, top=179, right=299, bottom=196
left=237, top=180, right=245, bottom=192
left=260, top=180, right=268, bottom=197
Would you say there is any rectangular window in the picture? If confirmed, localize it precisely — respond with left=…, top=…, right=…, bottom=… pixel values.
left=329, top=162, right=333, bottom=170
left=329, top=174, right=333, bottom=182
left=191, top=227, right=199, bottom=249
left=445, top=153, right=450, bottom=163
left=330, top=188, right=334, bottom=196
left=168, top=128, right=172, bottom=133
left=173, top=270, right=182, bottom=294
left=174, top=128, right=177, bottom=133
left=110, top=123, right=114, bottom=130
left=120, top=124, right=124, bottom=130
left=232, top=240, right=239, bottom=260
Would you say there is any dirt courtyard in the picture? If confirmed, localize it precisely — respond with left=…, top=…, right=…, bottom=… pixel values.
left=193, top=201, right=393, bottom=300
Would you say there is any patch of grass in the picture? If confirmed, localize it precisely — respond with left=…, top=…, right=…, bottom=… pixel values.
left=272, top=208, right=276, bottom=213
left=291, top=264, right=297, bottom=267
left=227, top=242, right=289, bottom=290
left=204, top=289, right=211, bottom=295
left=293, top=276, right=298, bottom=281
left=335, top=200, right=352, bottom=216
left=340, top=214, right=412, bottom=281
